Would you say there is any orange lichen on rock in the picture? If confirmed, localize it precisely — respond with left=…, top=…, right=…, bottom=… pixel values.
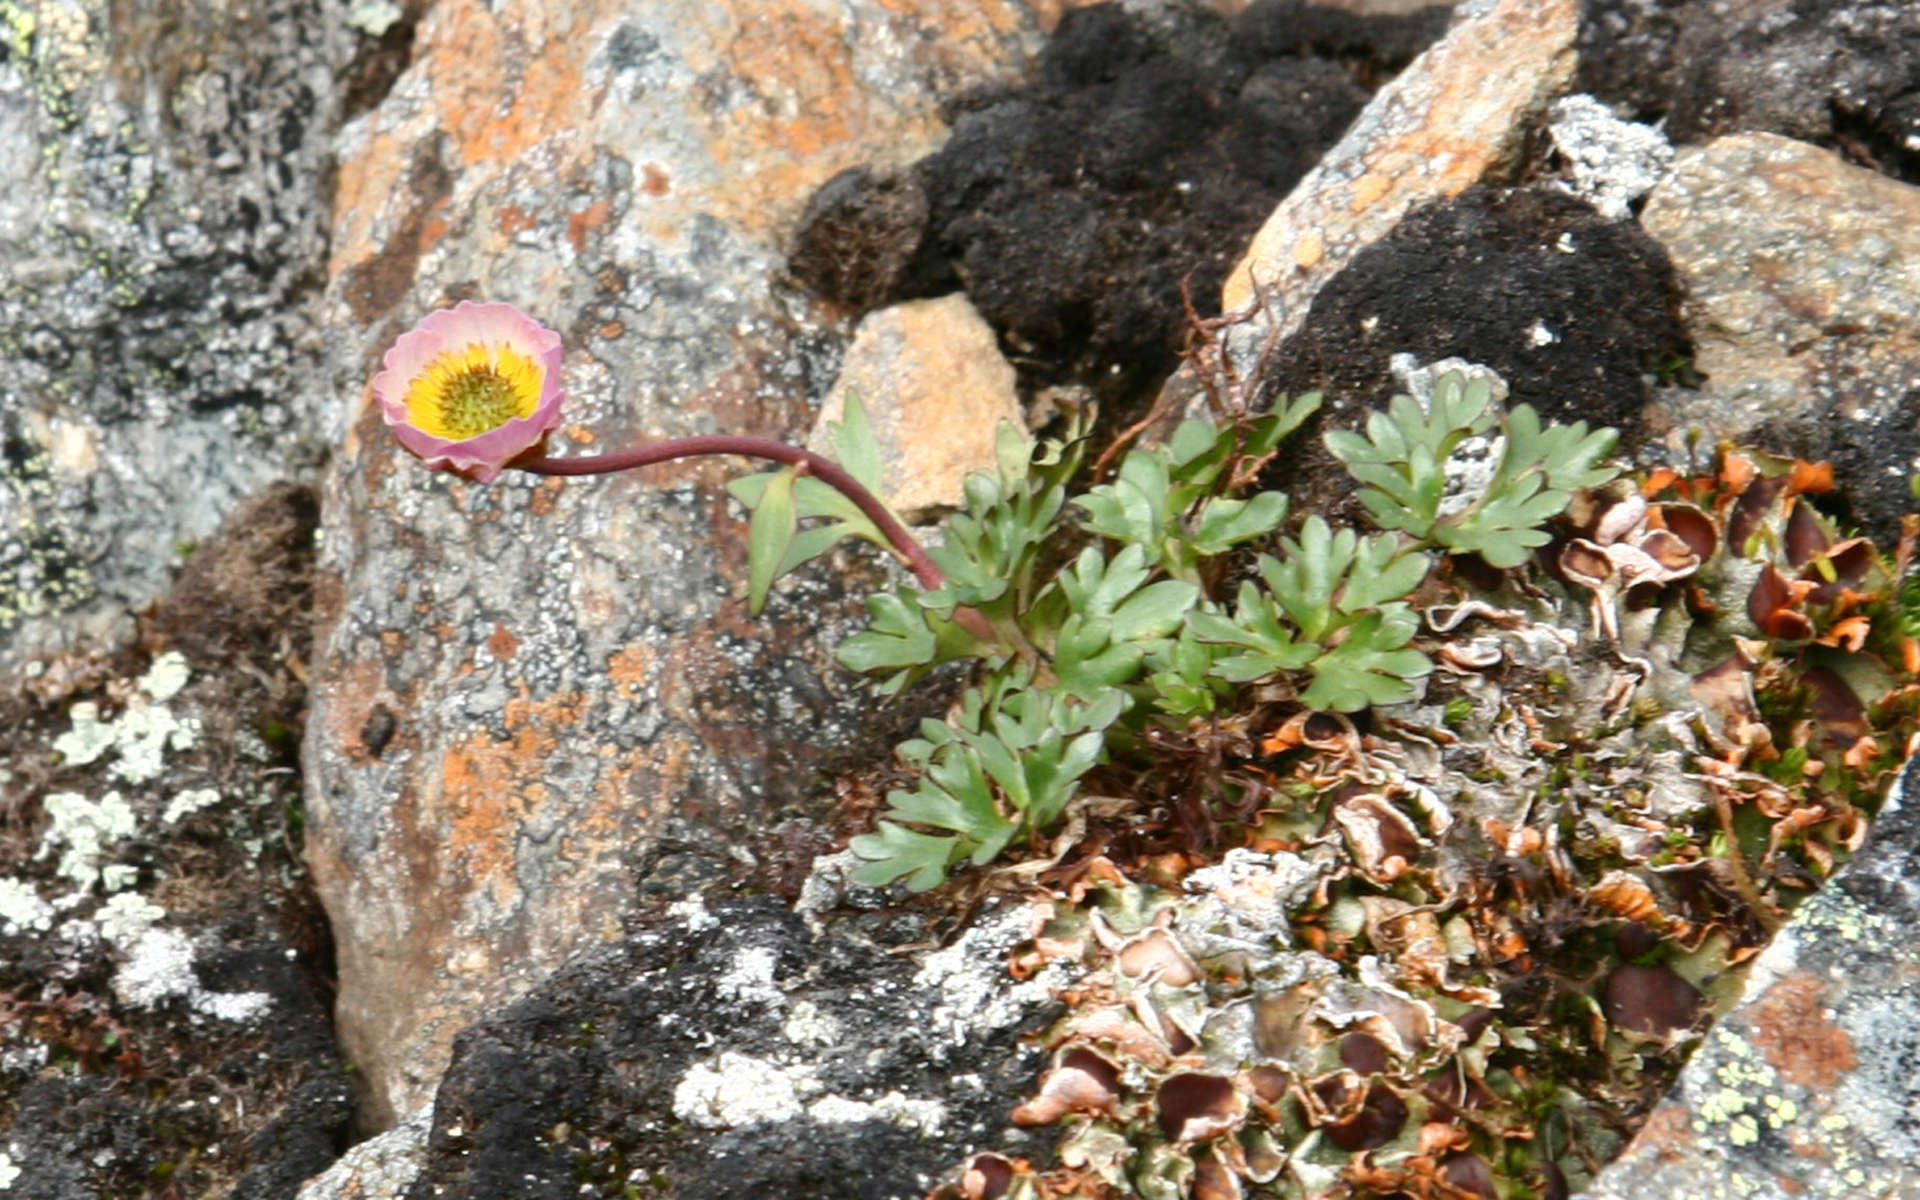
left=1745, top=973, right=1856, bottom=1091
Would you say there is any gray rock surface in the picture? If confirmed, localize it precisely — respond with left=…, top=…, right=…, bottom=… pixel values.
left=1546, top=93, right=1673, bottom=220
left=1585, top=753, right=1920, bottom=1200
left=296, top=1103, right=435, bottom=1200
left=0, top=0, right=353, bottom=670
left=0, top=485, right=347, bottom=1200
left=398, top=897, right=1063, bottom=1200
left=1639, top=132, right=1920, bottom=543
left=303, top=0, right=1047, bottom=1129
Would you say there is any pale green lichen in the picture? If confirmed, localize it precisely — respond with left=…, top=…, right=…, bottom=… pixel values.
left=1795, top=888, right=1874, bottom=942
left=0, top=877, right=54, bottom=933
left=1762, top=1093, right=1798, bottom=1128
left=162, top=786, right=222, bottom=824
left=1727, top=1112, right=1760, bottom=1147
left=52, top=657, right=200, bottom=784
left=95, top=890, right=165, bottom=944
left=36, top=790, right=136, bottom=891
left=347, top=0, right=403, bottom=37
left=138, top=649, right=190, bottom=701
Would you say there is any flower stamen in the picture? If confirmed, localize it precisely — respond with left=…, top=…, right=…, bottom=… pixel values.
left=404, top=343, right=544, bottom=440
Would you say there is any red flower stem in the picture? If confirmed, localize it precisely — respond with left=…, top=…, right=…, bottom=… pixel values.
left=515, top=435, right=946, bottom=591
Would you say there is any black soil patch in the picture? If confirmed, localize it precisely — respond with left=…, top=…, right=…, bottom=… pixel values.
left=1578, top=0, right=1920, bottom=184
left=1253, top=185, right=1687, bottom=523
left=1749, top=387, right=1920, bottom=548
left=789, top=0, right=1452, bottom=411
left=0, top=482, right=347, bottom=1200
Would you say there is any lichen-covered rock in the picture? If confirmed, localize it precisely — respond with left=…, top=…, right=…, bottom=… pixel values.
left=1585, top=753, right=1920, bottom=1200
left=1219, top=0, right=1578, bottom=335
left=397, top=897, right=1061, bottom=1200
left=0, top=0, right=354, bottom=670
left=1545, top=93, right=1674, bottom=221
left=305, top=0, right=1051, bottom=1129
left=805, top=295, right=1023, bottom=517
left=1639, top=132, right=1920, bottom=545
left=296, top=1103, right=436, bottom=1200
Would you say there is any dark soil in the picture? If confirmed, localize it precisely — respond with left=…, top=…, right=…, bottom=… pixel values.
left=1578, top=0, right=1920, bottom=184
left=789, top=0, right=1452, bottom=409
left=1750, top=387, right=1920, bottom=547
left=1254, top=184, right=1690, bottom=523
left=0, top=482, right=346, bottom=1200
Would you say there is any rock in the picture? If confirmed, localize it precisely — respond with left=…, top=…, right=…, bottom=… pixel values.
left=806, top=296, right=1024, bottom=517
left=1219, top=0, right=1579, bottom=335
left=305, top=0, right=1048, bottom=1129
left=401, top=897, right=1062, bottom=1200
left=296, top=1104, right=436, bottom=1200
left=1578, top=0, right=1920, bottom=186
left=0, top=0, right=352, bottom=672
left=1545, top=93, right=1673, bottom=221
left=1638, top=132, right=1920, bottom=544
left=1584, top=753, right=1920, bottom=1200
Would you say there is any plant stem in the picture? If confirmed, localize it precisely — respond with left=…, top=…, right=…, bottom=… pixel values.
left=514, top=435, right=946, bottom=592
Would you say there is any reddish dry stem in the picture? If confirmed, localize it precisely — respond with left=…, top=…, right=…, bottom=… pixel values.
left=515, top=435, right=944, bottom=591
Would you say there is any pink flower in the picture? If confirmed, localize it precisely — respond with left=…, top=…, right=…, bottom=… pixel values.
left=373, top=301, right=565, bottom=483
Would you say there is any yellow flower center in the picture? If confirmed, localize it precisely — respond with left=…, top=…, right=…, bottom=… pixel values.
left=404, top=342, right=545, bottom=440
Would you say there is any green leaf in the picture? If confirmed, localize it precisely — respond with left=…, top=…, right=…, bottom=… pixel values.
left=745, top=465, right=797, bottom=614
left=1188, top=595, right=1315, bottom=682
left=1075, top=477, right=1162, bottom=553
left=995, top=419, right=1035, bottom=486
left=1110, top=578, right=1199, bottom=642
left=837, top=593, right=936, bottom=677
left=777, top=522, right=855, bottom=577
left=1167, top=419, right=1219, bottom=469
left=1339, top=538, right=1429, bottom=614
left=1059, top=543, right=1154, bottom=620
left=1145, top=629, right=1226, bottom=718
left=1054, top=614, right=1144, bottom=700
left=1190, top=491, right=1288, bottom=554
left=829, top=391, right=886, bottom=494
left=1301, top=608, right=1432, bottom=712
left=727, top=471, right=774, bottom=508
left=848, top=823, right=965, bottom=891
left=1263, top=518, right=1355, bottom=641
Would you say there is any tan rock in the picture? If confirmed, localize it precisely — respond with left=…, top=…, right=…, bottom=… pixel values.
left=1219, top=0, right=1577, bottom=336
left=1639, top=132, right=1920, bottom=436
left=807, top=296, right=1022, bottom=517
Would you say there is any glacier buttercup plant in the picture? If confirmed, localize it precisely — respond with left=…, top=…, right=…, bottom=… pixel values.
left=375, top=301, right=1630, bottom=892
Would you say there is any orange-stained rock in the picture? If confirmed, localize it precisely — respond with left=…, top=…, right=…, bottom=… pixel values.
left=307, top=0, right=1048, bottom=1129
